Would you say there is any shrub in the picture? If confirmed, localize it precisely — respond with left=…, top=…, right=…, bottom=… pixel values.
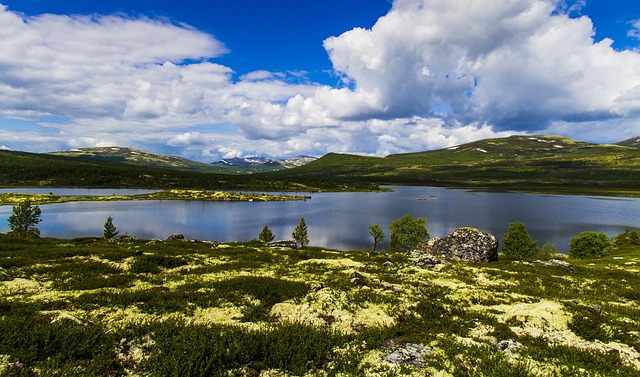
left=368, top=224, right=385, bottom=251
left=535, top=241, right=558, bottom=260
left=388, top=214, right=429, bottom=251
left=501, top=222, right=538, bottom=259
left=569, top=231, right=614, bottom=259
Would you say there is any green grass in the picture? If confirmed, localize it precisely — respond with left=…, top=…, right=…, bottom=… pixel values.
left=1, top=232, right=639, bottom=376
left=267, top=135, right=640, bottom=197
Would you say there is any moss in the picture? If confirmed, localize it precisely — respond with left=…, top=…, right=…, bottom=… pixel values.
left=1, top=236, right=640, bottom=375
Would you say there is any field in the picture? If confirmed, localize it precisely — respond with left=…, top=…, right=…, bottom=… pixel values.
left=1, top=232, right=639, bottom=376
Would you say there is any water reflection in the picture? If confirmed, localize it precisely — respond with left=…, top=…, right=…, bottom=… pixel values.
left=0, top=187, right=638, bottom=251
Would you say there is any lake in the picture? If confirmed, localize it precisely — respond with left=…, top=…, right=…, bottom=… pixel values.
left=0, top=186, right=638, bottom=251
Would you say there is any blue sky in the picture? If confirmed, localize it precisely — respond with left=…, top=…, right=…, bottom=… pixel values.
left=0, top=0, right=639, bottom=161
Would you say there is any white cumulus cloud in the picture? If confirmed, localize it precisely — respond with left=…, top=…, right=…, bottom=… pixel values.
left=0, top=1, right=639, bottom=161
left=319, top=0, right=640, bottom=135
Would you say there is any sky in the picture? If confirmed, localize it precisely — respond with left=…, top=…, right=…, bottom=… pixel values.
left=0, top=0, right=639, bottom=162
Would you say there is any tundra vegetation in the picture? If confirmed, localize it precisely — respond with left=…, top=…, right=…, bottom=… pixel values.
left=0, top=190, right=311, bottom=206
left=2, top=220, right=638, bottom=376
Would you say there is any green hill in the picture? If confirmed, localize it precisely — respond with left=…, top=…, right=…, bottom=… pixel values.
left=267, top=135, right=640, bottom=196
left=50, top=147, right=225, bottom=173
left=0, top=150, right=362, bottom=191
left=615, top=136, right=640, bottom=149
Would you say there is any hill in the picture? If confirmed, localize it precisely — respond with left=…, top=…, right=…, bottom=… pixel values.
left=267, top=135, right=640, bottom=196
left=50, top=147, right=225, bottom=173
left=615, top=136, right=640, bottom=149
left=0, top=150, right=369, bottom=191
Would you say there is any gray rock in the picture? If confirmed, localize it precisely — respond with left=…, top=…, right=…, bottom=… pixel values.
left=266, top=240, right=297, bottom=248
left=110, top=233, right=135, bottom=242
left=415, top=227, right=498, bottom=264
left=537, top=259, right=575, bottom=272
left=383, top=261, right=396, bottom=269
left=497, top=339, right=524, bottom=352
left=383, top=342, right=433, bottom=365
left=166, top=234, right=185, bottom=241
left=415, top=255, right=442, bottom=268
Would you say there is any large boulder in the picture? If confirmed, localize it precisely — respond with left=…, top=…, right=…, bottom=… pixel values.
left=416, top=227, right=498, bottom=264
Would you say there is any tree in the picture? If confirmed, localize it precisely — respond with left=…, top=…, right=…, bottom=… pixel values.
left=569, top=231, right=614, bottom=259
left=103, top=216, right=119, bottom=239
left=8, top=200, right=42, bottom=238
left=258, top=224, right=275, bottom=243
left=389, top=214, right=429, bottom=251
left=368, top=224, right=385, bottom=251
left=292, top=217, right=309, bottom=247
left=501, top=222, right=538, bottom=258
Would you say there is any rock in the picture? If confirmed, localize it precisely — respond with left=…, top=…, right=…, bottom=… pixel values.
left=110, top=233, right=135, bottom=242
left=166, top=234, right=185, bottom=241
left=383, top=261, right=396, bottom=269
left=266, top=240, right=297, bottom=248
left=536, top=259, right=575, bottom=272
left=382, top=341, right=433, bottom=366
left=350, top=271, right=366, bottom=287
left=415, top=255, right=442, bottom=268
left=497, top=339, right=524, bottom=353
left=415, top=227, right=498, bottom=264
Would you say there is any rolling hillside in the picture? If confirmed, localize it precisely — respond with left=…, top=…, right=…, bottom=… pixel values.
left=50, top=147, right=225, bottom=173
left=0, top=150, right=360, bottom=191
left=267, top=135, right=640, bottom=195
left=615, top=136, right=640, bottom=149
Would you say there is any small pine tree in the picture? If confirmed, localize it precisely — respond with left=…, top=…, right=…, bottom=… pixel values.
left=292, top=217, right=309, bottom=247
left=501, top=222, right=538, bottom=259
left=368, top=224, right=386, bottom=251
left=103, top=216, right=119, bottom=239
left=8, top=200, right=42, bottom=238
left=258, top=224, right=275, bottom=243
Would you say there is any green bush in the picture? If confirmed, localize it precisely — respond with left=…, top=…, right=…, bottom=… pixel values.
left=568, top=231, right=614, bottom=259
left=388, top=214, right=429, bottom=251
left=501, top=222, right=538, bottom=259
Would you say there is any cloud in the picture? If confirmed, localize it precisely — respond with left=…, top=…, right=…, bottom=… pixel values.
left=630, top=19, right=640, bottom=40
left=0, top=1, right=639, bottom=162
left=319, top=0, right=640, bottom=134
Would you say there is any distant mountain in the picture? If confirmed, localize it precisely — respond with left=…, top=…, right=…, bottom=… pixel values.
left=615, top=136, right=640, bottom=149
left=213, top=157, right=273, bottom=167
left=50, top=147, right=225, bottom=173
left=211, top=156, right=317, bottom=173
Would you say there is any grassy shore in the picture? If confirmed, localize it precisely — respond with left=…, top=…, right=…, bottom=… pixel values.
left=0, top=231, right=639, bottom=376
left=0, top=190, right=311, bottom=206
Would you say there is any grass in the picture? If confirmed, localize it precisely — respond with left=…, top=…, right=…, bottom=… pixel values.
left=0, top=189, right=311, bottom=206
left=0, top=231, right=639, bottom=376
left=268, top=135, right=640, bottom=197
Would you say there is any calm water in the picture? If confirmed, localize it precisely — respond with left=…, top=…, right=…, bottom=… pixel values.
left=0, top=187, right=638, bottom=251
